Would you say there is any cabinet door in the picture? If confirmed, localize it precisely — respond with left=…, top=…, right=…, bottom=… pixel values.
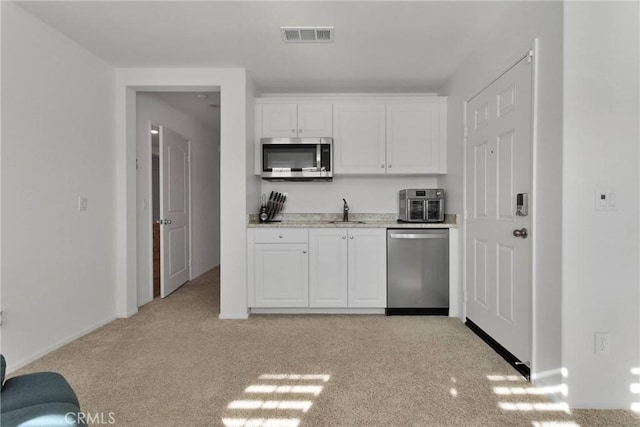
left=297, top=104, right=333, bottom=137
left=347, top=229, right=387, bottom=308
left=333, top=103, right=386, bottom=174
left=386, top=102, right=439, bottom=174
left=309, top=229, right=348, bottom=307
left=262, top=104, right=298, bottom=137
left=254, top=243, right=309, bottom=307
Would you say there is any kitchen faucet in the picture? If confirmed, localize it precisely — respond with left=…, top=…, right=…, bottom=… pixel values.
left=343, top=198, right=349, bottom=222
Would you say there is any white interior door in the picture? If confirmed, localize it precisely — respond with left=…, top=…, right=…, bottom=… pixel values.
left=465, top=54, right=533, bottom=364
left=159, top=126, right=191, bottom=297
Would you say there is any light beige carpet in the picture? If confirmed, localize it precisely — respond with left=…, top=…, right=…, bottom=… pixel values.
left=12, top=268, right=640, bottom=426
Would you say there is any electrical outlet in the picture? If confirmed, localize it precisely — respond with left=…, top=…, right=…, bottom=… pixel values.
left=78, top=196, right=88, bottom=211
left=595, top=333, right=610, bottom=354
left=0, top=310, right=3, bottom=326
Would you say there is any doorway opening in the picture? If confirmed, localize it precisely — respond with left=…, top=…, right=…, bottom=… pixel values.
left=151, top=126, right=161, bottom=298
left=136, top=91, right=221, bottom=307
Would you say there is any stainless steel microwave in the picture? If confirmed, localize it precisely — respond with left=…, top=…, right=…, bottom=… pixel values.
left=398, top=189, right=445, bottom=223
left=261, top=137, right=332, bottom=181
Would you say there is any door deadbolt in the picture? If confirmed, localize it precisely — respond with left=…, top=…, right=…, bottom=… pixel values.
left=516, top=193, right=529, bottom=216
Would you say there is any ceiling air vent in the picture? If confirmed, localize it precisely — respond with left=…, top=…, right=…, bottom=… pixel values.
left=280, top=27, right=334, bottom=43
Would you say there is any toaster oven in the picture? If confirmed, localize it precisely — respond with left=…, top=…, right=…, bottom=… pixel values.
left=398, top=189, right=445, bottom=223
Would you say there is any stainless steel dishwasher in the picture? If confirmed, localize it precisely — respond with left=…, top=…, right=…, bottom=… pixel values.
left=386, top=229, right=449, bottom=315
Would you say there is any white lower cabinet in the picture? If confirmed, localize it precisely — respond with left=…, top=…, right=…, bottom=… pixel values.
left=254, top=243, right=309, bottom=307
left=252, top=229, right=309, bottom=308
left=309, top=230, right=349, bottom=307
left=347, top=229, right=387, bottom=308
left=309, top=228, right=387, bottom=308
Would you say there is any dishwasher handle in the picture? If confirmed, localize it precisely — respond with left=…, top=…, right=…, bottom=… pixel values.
left=389, top=233, right=446, bottom=240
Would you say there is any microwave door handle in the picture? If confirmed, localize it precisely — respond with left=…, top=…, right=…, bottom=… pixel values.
left=316, top=144, right=321, bottom=171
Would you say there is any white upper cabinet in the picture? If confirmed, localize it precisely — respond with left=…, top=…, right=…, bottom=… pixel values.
left=332, top=99, right=447, bottom=175
left=386, top=102, right=440, bottom=174
left=297, top=104, right=333, bottom=137
left=333, top=103, right=386, bottom=174
left=261, top=104, right=298, bottom=137
left=261, top=103, right=332, bottom=138
left=255, top=96, right=447, bottom=175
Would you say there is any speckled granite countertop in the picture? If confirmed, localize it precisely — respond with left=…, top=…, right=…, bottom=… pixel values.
left=247, top=213, right=458, bottom=228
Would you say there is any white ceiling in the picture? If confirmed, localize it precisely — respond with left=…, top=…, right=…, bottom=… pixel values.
left=16, top=1, right=517, bottom=93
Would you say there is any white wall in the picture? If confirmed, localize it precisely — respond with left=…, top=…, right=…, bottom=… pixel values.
left=260, top=176, right=438, bottom=214
left=1, top=2, right=116, bottom=370
left=246, top=78, right=261, bottom=223
left=114, top=69, right=250, bottom=319
left=439, top=1, right=564, bottom=392
left=562, top=1, right=639, bottom=408
left=135, top=93, right=220, bottom=307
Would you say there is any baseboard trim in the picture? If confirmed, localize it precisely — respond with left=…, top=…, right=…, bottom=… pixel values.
left=7, top=315, right=117, bottom=373
left=117, top=308, right=138, bottom=318
left=531, top=374, right=567, bottom=404
left=465, top=318, right=530, bottom=380
left=250, top=308, right=385, bottom=315
left=219, top=313, right=250, bottom=320
left=386, top=307, right=449, bottom=316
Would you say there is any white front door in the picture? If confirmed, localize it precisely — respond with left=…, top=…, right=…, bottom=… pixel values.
left=465, top=54, right=533, bottom=363
left=160, top=126, right=191, bottom=297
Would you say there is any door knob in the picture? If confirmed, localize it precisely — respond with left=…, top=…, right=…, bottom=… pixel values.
left=157, top=219, right=172, bottom=225
left=513, top=227, right=528, bottom=238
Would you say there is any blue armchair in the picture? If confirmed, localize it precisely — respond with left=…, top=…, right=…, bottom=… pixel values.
left=0, top=355, right=85, bottom=426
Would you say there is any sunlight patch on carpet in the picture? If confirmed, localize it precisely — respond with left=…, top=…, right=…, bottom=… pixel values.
left=222, top=418, right=300, bottom=427
left=531, top=422, right=580, bottom=427
left=222, top=373, right=331, bottom=426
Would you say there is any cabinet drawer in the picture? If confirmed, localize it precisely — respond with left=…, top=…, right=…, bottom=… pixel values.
left=254, top=228, right=308, bottom=244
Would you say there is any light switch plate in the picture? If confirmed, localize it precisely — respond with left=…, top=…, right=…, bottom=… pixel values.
left=595, top=189, right=616, bottom=211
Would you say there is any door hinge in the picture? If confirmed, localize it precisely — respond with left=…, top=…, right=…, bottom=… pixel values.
left=526, top=49, right=534, bottom=64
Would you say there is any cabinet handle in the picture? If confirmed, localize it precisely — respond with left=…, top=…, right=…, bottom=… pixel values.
left=302, top=250, right=307, bottom=254
left=350, top=236, right=354, bottom=239
left=342, top=235, right=346, bottom=239
left=278, top=234, right=283, bottom=238
left=381, top=164, right=385, bottom=168
left=291, top=129, right=296, bottom=133
left=388, top=164, right=392, bottom=168
left=299, top=129, right=303, bottom=133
